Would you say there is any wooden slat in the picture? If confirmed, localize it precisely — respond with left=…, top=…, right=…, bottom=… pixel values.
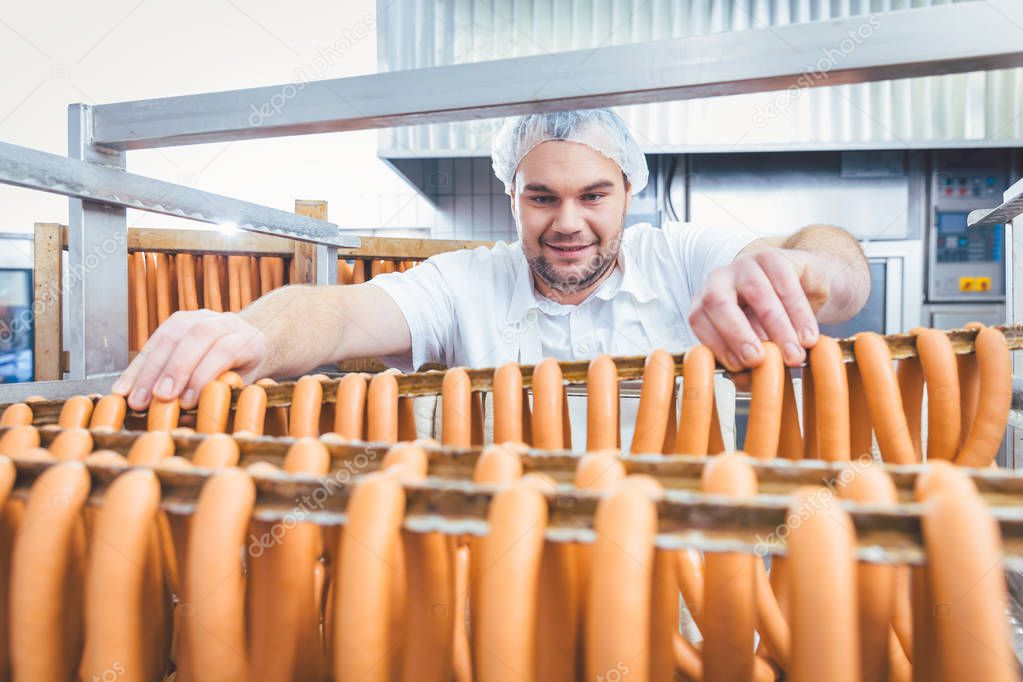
left=32, top=223, right=64, bottom=380
left=291, top=200, right=325, bottom=284
left=126, top=227, right=294, bottom=256
left=339, top=236, right=493, bottom=260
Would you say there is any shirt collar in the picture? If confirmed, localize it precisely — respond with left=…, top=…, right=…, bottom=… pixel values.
left=504, top=234, right=656, bottom=324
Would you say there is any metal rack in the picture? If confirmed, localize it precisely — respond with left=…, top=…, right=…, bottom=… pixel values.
left=1, top=0, right=1022, bottom=397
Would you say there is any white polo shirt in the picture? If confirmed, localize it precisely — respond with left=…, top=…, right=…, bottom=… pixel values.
left=371, top=221, right=754, bottom=371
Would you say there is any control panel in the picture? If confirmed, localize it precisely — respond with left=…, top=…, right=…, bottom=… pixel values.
left=929, top=166, right=1006, bottom=302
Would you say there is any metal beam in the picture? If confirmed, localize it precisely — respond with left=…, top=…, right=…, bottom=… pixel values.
left=90, top=0, right=1023, bottom=150
left=969, top=177, right=1023, bottom=228
left=0, top=137, right=357, bottom=247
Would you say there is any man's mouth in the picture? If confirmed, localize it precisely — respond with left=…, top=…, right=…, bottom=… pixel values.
left=543, top=241, right=595, bottom=255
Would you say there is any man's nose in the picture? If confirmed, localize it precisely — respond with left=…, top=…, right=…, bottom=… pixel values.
left=552, top=201, right=583, bottom=233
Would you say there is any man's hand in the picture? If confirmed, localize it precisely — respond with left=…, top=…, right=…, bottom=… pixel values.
left=689, top=248, right=830, bottom=372
left=112, top=310, right=267, bottom=411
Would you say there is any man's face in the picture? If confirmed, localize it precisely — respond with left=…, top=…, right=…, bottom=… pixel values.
left=512, top=140, right=631, bottom=299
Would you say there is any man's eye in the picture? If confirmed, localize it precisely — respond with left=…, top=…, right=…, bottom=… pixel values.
left=582, top=193, right=605, bottom=202
left=530, top=196, right=556, bottom=204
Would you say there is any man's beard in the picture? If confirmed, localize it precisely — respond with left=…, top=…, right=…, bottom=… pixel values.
left=525, top=218, right=624, bottom=299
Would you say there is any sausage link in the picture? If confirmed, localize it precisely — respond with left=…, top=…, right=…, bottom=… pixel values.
left=399, top=522, right=454, bottom=682
left=232, top=384, right=267, bottom=436
left=49, top=428, right=94, bottom=461
left=58, top=395, right=94, bottom=429
left=838, top=463, right=898, bottom=682
left=471, top=392, right=485, bottom=446
left=493, top=362, right=523, bottom=445
left=183, top=469, right=254, bottom=682
left=0, top=403, right=32, bottom=427
left=650, top=547, right=679, bottom=682
left=746, top=341, right=784, bottom=458
left=145, top=252, right=159, bottom=336
left=10, top=461, right=90, bottom=681
left=217, top=370, right=244, bottom=388
left=192, top=433, right=240, bottom=468
left=127, top=431, right=175, bottom=466
left=155, top=252, right=172, bottom=324
left=367, top=372, right=399, bottom=443
left=0, top=424, right=40, bottom=457
left=147, top=397, right=180, bottom=432
left=788, top=486, right=860, bottom=682
left=131, top=251, right=150, bottom=347
left=333, top=472, right=405, bottom=682
left=254, top=379, right=289, bottom=437
left=90, top=394, right=126, bottom=430
left=673, top=633, right=703, bottom=681
left=802, top=370, right=817, bottom=458
left=442, top=368, right=472, bottom=448
left=631, top=349, right=676, bottom=454
left=847, top=363, right=874, bottom=460
left=398, top=396, right=418, bottom=442
left=227, top=255, right=242, bottom=312
left=521, top=387, right=533, bottom=446
left=586, top=484, right=656, bottom=682
left=957, top=322, right=985, bottom=451
left=531, top=358, right=564, bottom=451
left=853, top=333, right=916, bottom=464
left=196, top=380, right=231, bottom=434
left=81, top=469, right=163, bottom=682
left=334, top=373, right=368, bottom=440
left=202, top=254, right=223, bottom=312
left=676, top=346, right=714, bottom=455
left=915, top=328, right=961, bottom=461
left=779, top=368, right=803, bottom=460
left=810, top=336, right=850, bottom=461
left=894, top=355, right=923, bottom=460
left=754, top=556, right=790, bottom=670
left=701, top=453, right=758, bottom=681
left=289, top=375, right=323, bottom=438
left=178, top=253, right=199, bottom=311
left=586, top=355, right=619, bottom=452
left=452, top=544, right=472, bottom=682
left=661, top=380, right=678, bottom=454
left=956, top=327, right=1011, bottom=467
left=337, top=259, right=353, bottom=285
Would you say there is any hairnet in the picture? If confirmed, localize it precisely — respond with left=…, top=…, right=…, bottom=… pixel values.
left=490, top=109, right=648, bottom=196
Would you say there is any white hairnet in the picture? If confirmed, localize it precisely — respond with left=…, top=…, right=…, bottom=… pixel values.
left=491, top=109, right=648, bottom=196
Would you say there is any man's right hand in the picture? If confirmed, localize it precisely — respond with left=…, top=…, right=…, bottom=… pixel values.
left=111, top=310, right=268, bottom=411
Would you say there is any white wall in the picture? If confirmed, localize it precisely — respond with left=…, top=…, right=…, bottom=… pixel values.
left=0, top=0, right=434, bottom=236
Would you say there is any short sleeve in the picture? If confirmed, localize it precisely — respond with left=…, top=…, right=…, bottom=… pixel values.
left=661, top=221, right=756, bottom=297
left=370, top=254, right=462, bottom=372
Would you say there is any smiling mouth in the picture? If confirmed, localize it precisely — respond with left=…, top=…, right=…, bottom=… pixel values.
left=544, top=242, right=595, bottom=255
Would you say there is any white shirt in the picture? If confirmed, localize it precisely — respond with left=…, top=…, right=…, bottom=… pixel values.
left=372, top=222, right=754, bottom=371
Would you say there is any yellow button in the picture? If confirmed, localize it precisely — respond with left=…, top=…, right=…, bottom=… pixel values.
left=959, top=277, right=975, bottom=291
left=976, top=276, right=991, bottom=292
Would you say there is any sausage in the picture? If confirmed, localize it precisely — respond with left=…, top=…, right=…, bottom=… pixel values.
left=90, top=394, right=126, bottom=431
left=787, top=486, right=860, bottom=682
left=254, top=378, right=289, bottom=437
left=531, top=358, right=564, bottom=451
left=203, top=254, right=223, bottom=312
left=332, top=472, right=405, bottom=682
left=802, top=370, right=817, bottom=458
left=367, top=372, right=399, bottom=443
left=674, top=548, right=706, bottom=636
left=80, top=468, right=163, bottom=682
left=127, top=431, right=175, bottom=466
left=191, top=433, right=240, bottom=468
left=146, top=252, right=159, bottom=336
left=334, top=373, right=368, bottom=441
left=351, top=259, right=366, bottom=285
left=586, top=355, right=619, bottom=452
left=381, top=442, right=429, bottom=480
left=9, top=461, right=90, bottom=681
left=338, top=259, right=353, bottom=285
left=155, top=252, right=172, bottom=324
left=227, top=255, right=242, bottom=312
left=49, top=427, right=94, bottom=461
left=779, top=367, right=804, bottom=460
left=838, top=463, right=898, bottom=682
left=809, top=336, right=850, bottom=461
left=182, top=468, right=254, bottom=681
left=956, top=327, right=1011, bottom=467
left=0, top=424, right=40, bottom=457
left=196, top=380, right=231, bottom=434
left=471, top=392, right=485, bottom=447
left=147, top=397, right=180, bottom=432
left=957, top=322, right=985, bottom=451
left=398, top=396, right=418, bottom=442
left=586, top=483, right=656, bottom=682
left=232, top=384, right=267, bottom=436
left=270, top=256, right=285, bottom=288
left=493, top=362, right=524, bottom=444
left=700, top=453, right=757, bottom=680
left=521, top=387, right=534, bottom=447
left=919, top=466, right=1015, bottom=680
left=132, top=251, right=150, bottom=347
left=57, top=394, right=93, bottom=429
left=754, top=555, right=790, bottom=670
left=289, top=375, right=323, bottom=438
left=889, top=627, right=912, bottom=682
left=853, top=333, right=916, bottom=464
left=561, top=392, right=573, bottom=451
left=673, top=633, right=703, bottom=681
left=896, top=354, right=924, bottom=460
left=631, top=349, right=676, bottom=454
left=746, top=341, right=784, bottom=458
left=452, top=544, right=472, bottom=682
left=178, top=253, right=199, bottom=311
left=847, top=363, right=874, bottom=461
left=476, top=479, right=548, bottom=681
left=84, top=450, right=128, bottom=467
left=661, top=380, right=678, bottom=454
left=0, top=403, right=32, bottom=427
left=217, top=370, right=244, bottom=388
left=167, top=254, right=178, bottom=315
left=915, top=328, right=961, bottom=461
left=442, top=368, right=472, bottom=448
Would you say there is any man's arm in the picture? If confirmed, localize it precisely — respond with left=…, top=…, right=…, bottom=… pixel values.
left=688, top=224, right=870, bottom=371
left=112, top=283, right=410, bottom=411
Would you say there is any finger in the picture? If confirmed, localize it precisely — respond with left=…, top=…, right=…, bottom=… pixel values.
left=120, top=335, right=179, bottom=410
left=697, top=285, right=764, bottom=369
left=735, top=263, right=804, bottom=366
left=689, top=308, right=741, bottom=372
left=760, top=252, right=821, bottom=348
left=182, top=332, right=263, bottom=409
left=741, top=305, right=769, bottom=340
left=151, top=317, right=234, bottom=403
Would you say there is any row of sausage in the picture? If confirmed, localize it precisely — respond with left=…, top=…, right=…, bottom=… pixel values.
left=125, top=252, right=417, bottom=350
left=0, top=431, right=1014, bottom=681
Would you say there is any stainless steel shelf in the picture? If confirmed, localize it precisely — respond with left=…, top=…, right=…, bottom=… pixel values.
left=970, top=177, right=1023, bottom=228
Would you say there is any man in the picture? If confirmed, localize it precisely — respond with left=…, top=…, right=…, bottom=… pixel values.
left=113, top=109, right=869, bottom=411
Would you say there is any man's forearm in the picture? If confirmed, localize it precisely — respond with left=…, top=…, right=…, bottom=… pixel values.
left=239, top=285, right=350, bottom=378
left=782, top=224, right=870, bottom=324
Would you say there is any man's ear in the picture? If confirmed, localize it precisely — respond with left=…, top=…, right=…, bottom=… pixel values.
left=623, top=180, right=632, bottom=213
left=509, top=192, right=518, bottom=221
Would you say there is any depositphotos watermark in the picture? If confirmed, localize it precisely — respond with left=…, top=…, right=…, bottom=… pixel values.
left=752, top=14, right=882, bottom=128
left=248, top=15, right=376, bottom=128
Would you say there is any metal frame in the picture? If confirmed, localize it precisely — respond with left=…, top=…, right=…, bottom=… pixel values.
left=0, top=0, right=1021, bottom=388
